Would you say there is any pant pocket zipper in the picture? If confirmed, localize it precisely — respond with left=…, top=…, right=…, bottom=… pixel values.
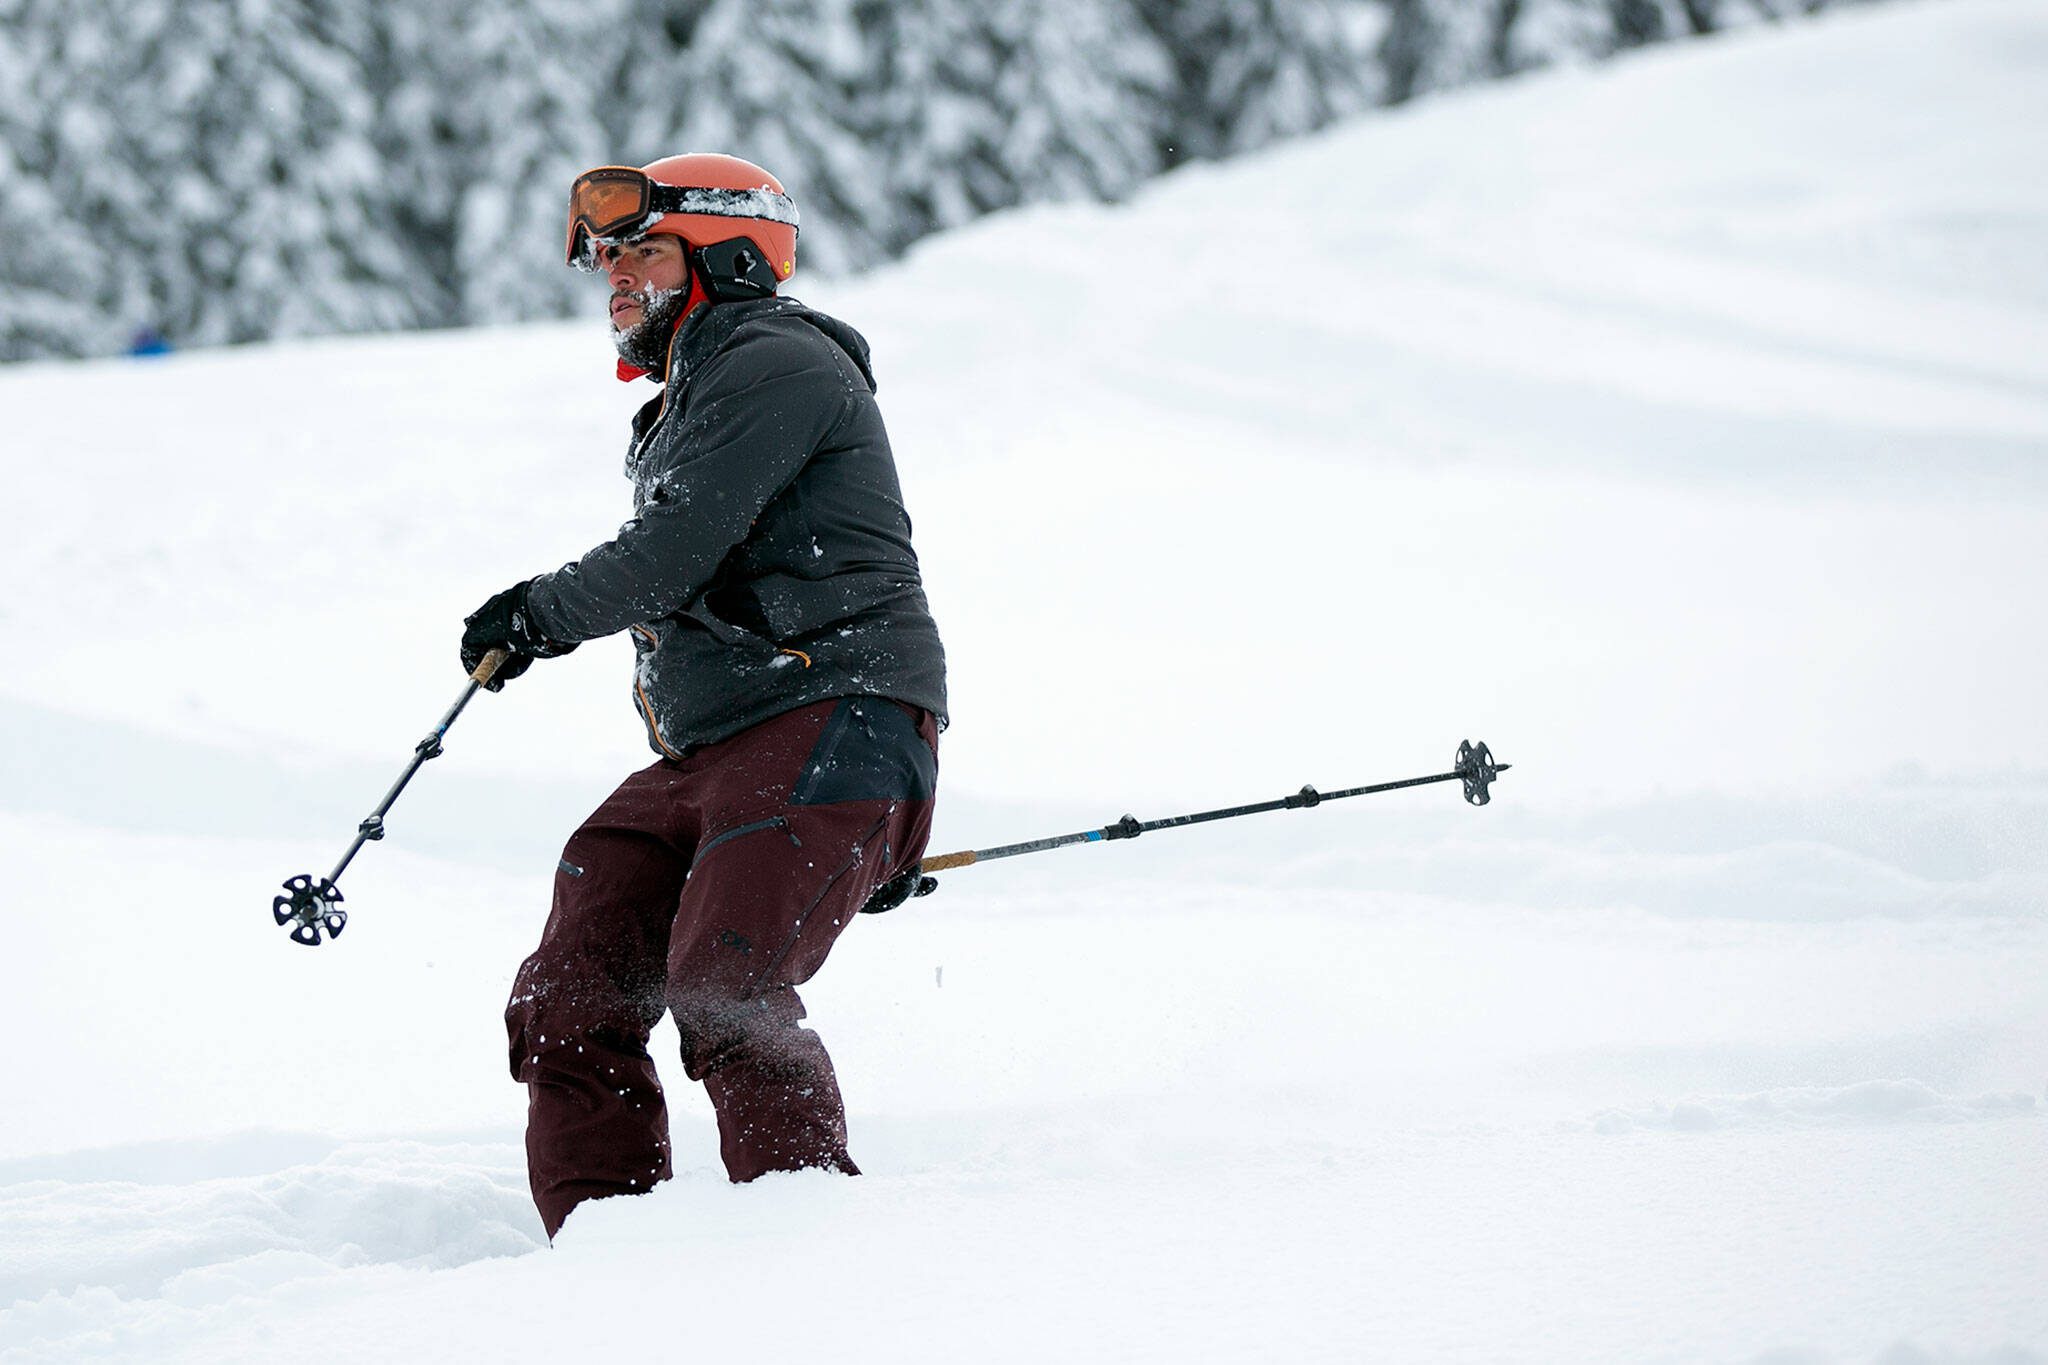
left=691, top=815, right=800, bottom=873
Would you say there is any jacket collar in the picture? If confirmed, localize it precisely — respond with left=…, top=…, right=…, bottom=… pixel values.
left=662, top=296, right=793, bottom=391
left=620, top=298, right=795, bottom=482
left=615, top=296, right=798, bottom=387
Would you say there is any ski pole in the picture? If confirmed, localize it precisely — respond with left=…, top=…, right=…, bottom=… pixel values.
left=864, top=739, right=1510, bottom=912
left=270, top=647, right=510, bottom=946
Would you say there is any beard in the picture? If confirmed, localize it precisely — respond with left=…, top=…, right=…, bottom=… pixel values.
left=610, top=284, right=691, bottom=375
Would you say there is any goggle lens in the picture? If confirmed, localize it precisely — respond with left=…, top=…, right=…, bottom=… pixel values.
left=566, top=168, right=653, bottom=266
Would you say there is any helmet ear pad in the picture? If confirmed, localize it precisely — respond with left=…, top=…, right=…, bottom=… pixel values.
left=691, top=237, right=783, bottom=302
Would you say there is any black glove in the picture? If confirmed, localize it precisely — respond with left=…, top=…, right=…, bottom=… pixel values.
left=860, top=870, right=939, bottom=915
left=461, top=581, right=577, bottom=691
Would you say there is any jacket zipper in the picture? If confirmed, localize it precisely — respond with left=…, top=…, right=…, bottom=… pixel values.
left=630, top=624, right=683, bottom=760
left=623, top=323, right=688, bottom=760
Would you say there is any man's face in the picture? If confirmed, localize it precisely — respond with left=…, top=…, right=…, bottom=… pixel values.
left=599, top=235, right=689, bottom=332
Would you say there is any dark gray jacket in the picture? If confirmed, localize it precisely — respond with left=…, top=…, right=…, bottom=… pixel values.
left=523, top=297, right=947, bottom=758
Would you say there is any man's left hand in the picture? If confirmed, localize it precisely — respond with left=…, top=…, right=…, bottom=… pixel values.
left=461, top=581, right=578, bottom=690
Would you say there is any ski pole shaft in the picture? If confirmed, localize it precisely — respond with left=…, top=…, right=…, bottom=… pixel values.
left=275, top=649, right=512, bottom=945
left=918, top=740, right=1508, bottom=876
left=324, top=647, right=508, bottom=884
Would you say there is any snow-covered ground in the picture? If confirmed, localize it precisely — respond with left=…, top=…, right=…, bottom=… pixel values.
left=4, top=1, right=2046, bottom=1359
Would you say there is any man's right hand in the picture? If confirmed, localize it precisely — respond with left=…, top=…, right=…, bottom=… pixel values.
left=461, top=581, right=577, bottom=691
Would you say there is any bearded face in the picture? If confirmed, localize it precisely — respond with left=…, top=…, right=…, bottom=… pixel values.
left=595, top=234, right=693, bottom=375
left=611, top=283, right=691, bottom=375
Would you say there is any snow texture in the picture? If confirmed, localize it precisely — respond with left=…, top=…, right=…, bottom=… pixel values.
left=2, top=2, right=2046, bottom=1360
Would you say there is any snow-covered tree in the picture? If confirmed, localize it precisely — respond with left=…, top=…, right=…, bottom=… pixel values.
left=436, top=0, right=623, bottom=323
left=864, top=0, right=1173, bottom=255
left=1499, top=0, right=1613, bottom=74
left=361, top=0, right=620, bottom=328
left=0, top=0, right=116, bottom=359
left=1136, top=0, right=1377, bottom=164
left=0, top=0, right=1871, bottom=361
left=629, top=0, right=884, bottom=274
left=0, top=0, right=417, bottom=354
left=173, top=0, right=416, bottom=346
left=985, top=0, right=1174, bottom=203
left=1379, top=0, right=1516, bottom=101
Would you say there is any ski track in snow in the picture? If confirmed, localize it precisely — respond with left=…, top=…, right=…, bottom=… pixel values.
left=4, top=1, right=2048, bottom=1359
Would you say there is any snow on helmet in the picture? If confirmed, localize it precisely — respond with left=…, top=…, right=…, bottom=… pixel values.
left=566, top=153, right=799, bottom=289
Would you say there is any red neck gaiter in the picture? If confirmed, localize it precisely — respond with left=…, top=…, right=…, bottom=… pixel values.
left=614, top=277, right=710, bottom=383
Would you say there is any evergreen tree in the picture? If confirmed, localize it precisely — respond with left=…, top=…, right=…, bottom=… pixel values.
left=1608, top=0, right=1675, bottom=47
left=180, top=0, right=416, bottom=345
left=1501, top=0, right=1613, bottom=73
left=6, top=0, right=419, bottom=352
left=357, top=1, right=470, bottom=326
left=0, top=0, right=117, bottom=359
left=868, top=0, right=1172, bottom=254
left=1136, top=0, right=1375, bottom=164
left=986, top=0, right=1173, bottom=202
left=634, top=0, right=884, bottom=274
left=1378, top=0, right=1501, bottom=102
left=0, top=0, right=1867, bottom=362
left=437, top=0, right=623, bottom=323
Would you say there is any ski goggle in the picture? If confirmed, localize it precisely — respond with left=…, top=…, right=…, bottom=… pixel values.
left=565, top=166, right=801, bottom=268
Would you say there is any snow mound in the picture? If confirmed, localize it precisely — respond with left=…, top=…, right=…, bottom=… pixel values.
left=0, top=1140, right=541, bottom=1308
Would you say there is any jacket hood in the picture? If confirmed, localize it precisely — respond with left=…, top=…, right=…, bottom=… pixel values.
left=792, top=307, right=877, bottom=391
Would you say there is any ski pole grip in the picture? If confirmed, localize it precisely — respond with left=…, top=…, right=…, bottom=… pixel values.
left=919, top=850, right=977, bottom=873
left=471, top=647, right=512, bottom=686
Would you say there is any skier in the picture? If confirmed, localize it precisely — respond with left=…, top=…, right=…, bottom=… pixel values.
left=460, top=153, right=947, bottom=1239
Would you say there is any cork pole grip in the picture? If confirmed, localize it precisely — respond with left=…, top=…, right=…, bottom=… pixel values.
left=470, top=647, right=512, bottom=686
left=919, top=849, right=978, bottom=873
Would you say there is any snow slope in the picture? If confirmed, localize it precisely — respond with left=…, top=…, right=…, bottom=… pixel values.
left=2, top=1, right=2046, bottom=1360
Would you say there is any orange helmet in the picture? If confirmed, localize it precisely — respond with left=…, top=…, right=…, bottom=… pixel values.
left=566, top=153, right=799, bottom=289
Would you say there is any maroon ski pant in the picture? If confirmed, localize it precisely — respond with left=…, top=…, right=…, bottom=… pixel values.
left=505, top=696, right=937, bottom=1238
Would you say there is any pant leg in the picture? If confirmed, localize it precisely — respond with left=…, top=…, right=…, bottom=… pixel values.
left=667, top=699, right=938, bottom=1183
left=505, top=762, right=694, bottom=1238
